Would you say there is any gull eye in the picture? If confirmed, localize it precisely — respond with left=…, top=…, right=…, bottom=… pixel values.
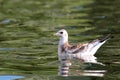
left=60, top=32, right=63, bottom=34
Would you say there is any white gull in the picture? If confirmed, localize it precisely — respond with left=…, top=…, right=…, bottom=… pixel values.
left=54, top=29, right=111, bottom=76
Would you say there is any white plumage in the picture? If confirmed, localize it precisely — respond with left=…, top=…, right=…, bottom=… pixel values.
left=54, top=29, right=111, bottom=76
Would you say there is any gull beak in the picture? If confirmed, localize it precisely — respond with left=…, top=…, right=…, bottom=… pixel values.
left=53, top=33, right=59, bottom=36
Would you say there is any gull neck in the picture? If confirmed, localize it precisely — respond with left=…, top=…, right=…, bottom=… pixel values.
left=59, top=35, right=68, bottom=46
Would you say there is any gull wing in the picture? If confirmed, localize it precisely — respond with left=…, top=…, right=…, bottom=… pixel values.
left=67, top=44, right=86, bottom=54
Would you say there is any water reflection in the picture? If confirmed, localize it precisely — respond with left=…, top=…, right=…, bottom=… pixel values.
left=82, top=70, right=106, bottom=77
left=74, top=56, right=106, bottom=77
left=66, top=55, right=106, bottom=77
left=0, top=75, right=24, bottom=80
left=69, top=65, right=106, bottom=77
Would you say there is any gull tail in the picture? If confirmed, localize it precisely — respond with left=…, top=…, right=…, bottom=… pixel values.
left=99, top=34, right=112, bottom=43
left=88, top=34, right=112, bottom=55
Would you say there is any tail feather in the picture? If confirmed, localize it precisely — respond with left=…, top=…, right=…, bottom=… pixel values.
left=88, top=34, right=112, bottom=55
left=99, top=34, right=111, bottom=42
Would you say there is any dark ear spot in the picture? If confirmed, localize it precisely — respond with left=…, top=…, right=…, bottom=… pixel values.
left=60, top=32, right=63, bottom=34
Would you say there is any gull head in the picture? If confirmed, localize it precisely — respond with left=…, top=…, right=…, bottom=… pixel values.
left=54, top=29, right=68, bottom=38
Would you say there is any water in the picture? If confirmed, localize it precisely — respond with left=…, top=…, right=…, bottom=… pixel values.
left=0, top=75, right=24, bottom=80
left=0, top=0, right=120, bottom=80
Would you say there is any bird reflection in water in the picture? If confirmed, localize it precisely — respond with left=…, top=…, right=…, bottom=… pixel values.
left=68, top=56, right=106, bottom=77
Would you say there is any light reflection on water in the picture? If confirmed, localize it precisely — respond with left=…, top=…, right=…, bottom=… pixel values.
left=0, top=48, right=27, bottom=51
left=0, top=75, right=24, bottom=80
left=70, top=70, right=106, bottom=77
left=82, top=70, right=106, bottom=77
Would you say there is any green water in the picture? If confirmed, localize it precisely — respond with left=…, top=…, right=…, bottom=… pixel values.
left=0, top=0, right=120, bottom=80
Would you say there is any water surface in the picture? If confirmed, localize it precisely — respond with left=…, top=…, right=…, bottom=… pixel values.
left=0, top=0, right=120, bottom=80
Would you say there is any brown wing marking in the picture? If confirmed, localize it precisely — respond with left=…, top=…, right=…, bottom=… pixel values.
left=61, top=42, right=71, bottom=53
left=61, top=42, right=87, bottom=54
left=72, top=46, right=85, bottom=54
left=69, top=44, right=86, bottom=54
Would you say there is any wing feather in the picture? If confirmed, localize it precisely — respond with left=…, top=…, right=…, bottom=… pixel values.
left=67, top=44, right=86, bottom=54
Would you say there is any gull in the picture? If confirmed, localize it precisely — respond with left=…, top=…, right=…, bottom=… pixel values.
left=54, top=29, right=111, bottom=76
